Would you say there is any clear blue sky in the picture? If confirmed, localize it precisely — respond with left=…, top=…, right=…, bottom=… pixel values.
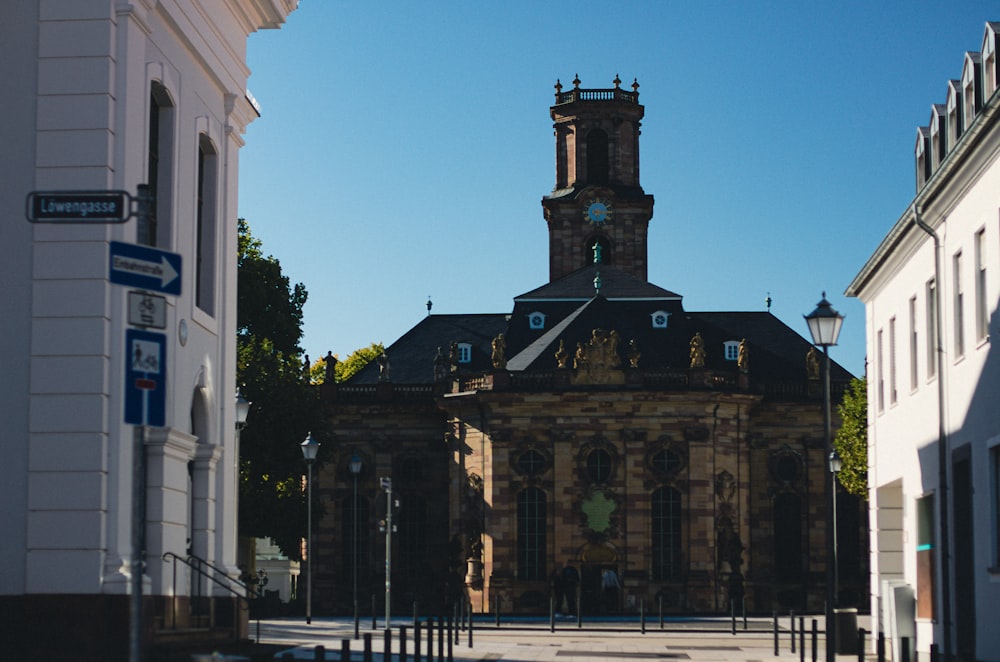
left=239, top=1, right=999, bottom=379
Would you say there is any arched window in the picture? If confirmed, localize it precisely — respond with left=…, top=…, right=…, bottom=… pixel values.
left=195, top=135, right=218, bottom=314
left=398, top=494, right=427, bottom=580
left=585, top=449, right=612, bottom=483
left=342, top=494, right=371, bottom=586
left=773, top=493, right=802, bottom=582
left=144, top=82, right=174, bottom=248
left=651, top=487, right=682, bottom=580
left=586, top=129, right=609, bottom=185
left=517, top=487, right=547, bottom=580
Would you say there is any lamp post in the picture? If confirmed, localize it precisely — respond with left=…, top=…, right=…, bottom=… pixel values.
left=804, top=293, right=844, bottom=662
left=829, top=448, right=843, bottom=615
left=349, top=453, right=363, bottom=639
left=300, top=433, right=320, bottom=624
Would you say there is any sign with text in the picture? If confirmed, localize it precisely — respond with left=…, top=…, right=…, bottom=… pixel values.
left=109, top=241, right=181, bottom=296
left=26, top=190, right=131, bottom=223
left=124, top=328, right=167, bottom=427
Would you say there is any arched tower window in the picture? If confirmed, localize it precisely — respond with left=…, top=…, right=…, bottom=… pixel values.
left=517, top=487, right=547, bottom=580
left=586, top=129, right=609, bottom=185
left=651, top=487, right=682, bottom=580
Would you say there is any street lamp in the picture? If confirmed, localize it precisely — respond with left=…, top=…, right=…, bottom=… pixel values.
left=300, top=433, right=320, bottom=624
left=829, top=448, right=842, bottom=613
left=349, top=453, right=363, bottom=639
left=235, top=389, right=250, bottom=430
left=804, top=293, right=844, bottom=662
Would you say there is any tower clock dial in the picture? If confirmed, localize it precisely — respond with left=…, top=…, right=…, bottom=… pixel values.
left=584, top=199, right=613, bottom=225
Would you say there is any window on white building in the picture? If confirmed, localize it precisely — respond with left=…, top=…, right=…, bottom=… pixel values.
left=909, top=296, right=919, bottom=391
left=877, top=328, right=885, bottom=413
left=916, top=494, right=936, bottom=619
left=889, top=317, right=897, bottom=405
left=975, top=228, right=988, bottom=342
left=954, top=250, right=965, bottom=358
left=143, top=83, right=175, bottom=248
left=927, top=278, right=938, bottom=379
left=196, top=136, right=218, bottom=315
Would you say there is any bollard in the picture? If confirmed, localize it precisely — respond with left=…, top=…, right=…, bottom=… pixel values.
left=877, top=631, right=885, bottom=662
left=731, top=599, right=736, bottom=635
left=576, top=587, right=582, bottom=630
left=773, top=612, right=778, bottom=656
left=400, top=626, right=408, bottom=662
left=452, top=606, right=459, bottom=645
left=857, top=628, right=865, bottom=662
left=384, top=628, right=392, bottom=662
left=372, top=595, right=377, bottom=631
left=447, top=612, right=454, bottom=662
left=743, top=597, right=747, bottom=631
left=811, top=619, right=817, bottom=662
left=468, top=602, right=474, bottom=648
left=550, top=595, right=555, bottom=632
left=437, top=615, right=444, bottom=662
left=930, top=643, right=939, bottom=662
left=341, top=639, right=351, bottom=662
left=314, top=645, right=325, bottom=662
left=364, top=633, right=373, bottom=662
left=790, top=611, right=795, bottom=654
left=901, top=636, right=910, bottom=662
left=659, top=594, right=664, bottom=630
left=414, top=620, right=422, bottom=662
left=414, top=601, right=419, bottom=632
left=640, top=599, right=645, bottom=635
left=426, top=619, right=433, bottom=662
left=495, top=594, right=500, bottom=628
left=799, top=617, right=805, bottom=662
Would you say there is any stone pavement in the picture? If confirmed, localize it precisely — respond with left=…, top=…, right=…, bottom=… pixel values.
left=256, top=614, right=874, bottom=662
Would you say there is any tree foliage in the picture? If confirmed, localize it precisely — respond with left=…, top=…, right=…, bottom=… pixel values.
left=335, top=343, right=384, bottom=382
left=237, top=219, right=328, bottom=559
left=833, top=377, right=868, bottom=499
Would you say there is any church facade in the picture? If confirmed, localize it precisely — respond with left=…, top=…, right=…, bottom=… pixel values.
left=313, top=77, right=863, bottom=616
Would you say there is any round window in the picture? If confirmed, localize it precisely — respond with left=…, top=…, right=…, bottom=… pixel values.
left=651, top=449, right=683, bottom=474
left=516, top=449, right=546, bottom=476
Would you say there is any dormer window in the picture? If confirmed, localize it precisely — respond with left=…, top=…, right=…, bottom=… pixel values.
left=651, top=310, right=670, bottom=329
left=457, top=342, right=472, bottom=363
left=723, top=340, right=740, bottom=361
left=529, top=312, right=546, bottom=330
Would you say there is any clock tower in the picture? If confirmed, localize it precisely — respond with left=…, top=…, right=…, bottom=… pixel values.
left=542, top=74, right=655, bottom=282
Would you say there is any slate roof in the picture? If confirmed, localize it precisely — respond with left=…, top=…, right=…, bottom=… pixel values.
left=346, top=265, right=852, bottom=386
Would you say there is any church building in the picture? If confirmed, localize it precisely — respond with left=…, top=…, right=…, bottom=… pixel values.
left=314, top=76, right=862, bottom=617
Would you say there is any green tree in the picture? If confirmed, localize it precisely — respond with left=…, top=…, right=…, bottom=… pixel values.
left=237, top=219, right=329, bottom=559
left=335, top=342, right=384, bottom=382
left=833, top=377, right=868, bottom=499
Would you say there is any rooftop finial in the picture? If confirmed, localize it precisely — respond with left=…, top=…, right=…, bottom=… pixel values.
left=765, top=292, right=772, bottom=312
left=426, top=296, right=433, bottom=315
left=613, top=73, right=621, bottom=89
left=573, top=74, right=581, bottom=89
left=632, top=77, right=640, bottom=94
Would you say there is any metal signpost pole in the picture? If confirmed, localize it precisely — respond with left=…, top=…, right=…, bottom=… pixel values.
left=384, top=478, right=393, bottom=630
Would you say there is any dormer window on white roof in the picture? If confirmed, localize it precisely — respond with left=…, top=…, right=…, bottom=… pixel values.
left=651, top=310, right=670, bottom=329
left=529, top=312, right=546, bottom=330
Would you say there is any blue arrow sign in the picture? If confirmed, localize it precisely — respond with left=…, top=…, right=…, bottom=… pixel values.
left=109, top=241, right=182, bottom=296
left=124, top=328, right=167, bottom=427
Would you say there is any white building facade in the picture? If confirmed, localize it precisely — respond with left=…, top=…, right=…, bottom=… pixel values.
left=847, top=22, right=1000, bottom=662
left=0, top=2, right=296, bottom=659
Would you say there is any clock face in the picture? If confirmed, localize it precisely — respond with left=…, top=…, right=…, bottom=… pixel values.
left=584, top=199, right=613, bottom=225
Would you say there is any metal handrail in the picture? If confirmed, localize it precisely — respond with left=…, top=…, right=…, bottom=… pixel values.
left=162, top=551, right=262, bottom=642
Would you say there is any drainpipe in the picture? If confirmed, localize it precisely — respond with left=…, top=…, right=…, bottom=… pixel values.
left=912, top=204, right=952, bottom=658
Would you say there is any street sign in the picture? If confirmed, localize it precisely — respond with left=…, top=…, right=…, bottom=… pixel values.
left=124, top=328, right=167, bottom=427
left=26, top=190, right=131, bottom=223
left=109, top=241, right=181, bottom=296
left=128, top=290, right=167, bottom=329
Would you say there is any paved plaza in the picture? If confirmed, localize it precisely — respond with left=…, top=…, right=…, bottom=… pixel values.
left=256, top=615, right=874, bottom=662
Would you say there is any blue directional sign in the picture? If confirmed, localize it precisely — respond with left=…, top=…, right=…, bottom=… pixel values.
left=124, top=329, right=167, bottom=427
left=109, top=241, right=181, bottom=296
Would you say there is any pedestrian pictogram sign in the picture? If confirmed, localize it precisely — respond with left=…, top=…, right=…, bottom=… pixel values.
left=124, top=328, right=167, bottom=426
